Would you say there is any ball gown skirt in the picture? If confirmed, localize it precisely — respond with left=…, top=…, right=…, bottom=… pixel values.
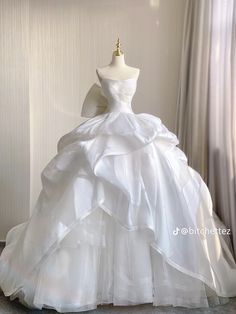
left=0, top=77, right=236, bottom=313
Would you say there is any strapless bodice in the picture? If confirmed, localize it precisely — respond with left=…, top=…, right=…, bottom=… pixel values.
left=100, top=77, right=137, bottom=113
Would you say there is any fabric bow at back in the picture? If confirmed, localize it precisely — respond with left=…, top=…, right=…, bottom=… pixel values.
left=81, top=83, right=108, bottom=118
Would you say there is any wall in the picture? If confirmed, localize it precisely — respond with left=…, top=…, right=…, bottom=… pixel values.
left=0, top=0, right=30, bottom=240
left=0, top=0, right=186, bottom=240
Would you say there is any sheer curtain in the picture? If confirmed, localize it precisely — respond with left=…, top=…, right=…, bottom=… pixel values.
left=176, top=0, right=236, bottom=256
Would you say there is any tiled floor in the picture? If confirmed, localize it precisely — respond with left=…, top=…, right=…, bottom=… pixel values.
left=0, top=245, right=236, bottom=314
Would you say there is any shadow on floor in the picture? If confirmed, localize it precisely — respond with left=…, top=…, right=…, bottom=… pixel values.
left=0, top=290, right=236, bottom=314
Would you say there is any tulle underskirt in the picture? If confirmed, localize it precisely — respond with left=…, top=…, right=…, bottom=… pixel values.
left=3, top=207, right=229, bottom=313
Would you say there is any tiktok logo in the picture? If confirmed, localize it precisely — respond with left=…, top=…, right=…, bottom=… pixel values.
left=173, top=227, right=180, bottom=236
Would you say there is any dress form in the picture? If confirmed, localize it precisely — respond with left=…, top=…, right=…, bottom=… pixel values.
left=81, top=39, right=139, bottom=118
left=96, top=38, right=140, bottom=81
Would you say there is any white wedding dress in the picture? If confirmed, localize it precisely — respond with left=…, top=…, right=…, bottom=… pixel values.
left=1, top=75, right=236, bottom=313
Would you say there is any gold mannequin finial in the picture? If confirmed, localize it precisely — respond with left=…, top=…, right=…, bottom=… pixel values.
left=114, top=37, right=123, bottom=56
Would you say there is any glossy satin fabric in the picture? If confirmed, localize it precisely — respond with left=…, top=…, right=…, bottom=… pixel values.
left=0, top=77, right=236, bottom=312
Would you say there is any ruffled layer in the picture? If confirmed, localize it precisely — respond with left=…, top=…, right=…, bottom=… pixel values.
left=0, top=111, right=236, bottom=312
left=57, top=112, right=179, bottom=152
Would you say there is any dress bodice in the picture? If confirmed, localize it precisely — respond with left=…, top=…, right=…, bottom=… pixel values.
left=100, top=77, right=137, bottom=113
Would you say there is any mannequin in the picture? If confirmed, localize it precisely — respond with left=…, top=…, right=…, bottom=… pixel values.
left=81, top=38, right=139, bottom=118
left=96, top=38, right=140, bottom=81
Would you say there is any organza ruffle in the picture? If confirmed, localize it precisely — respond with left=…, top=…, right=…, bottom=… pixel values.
left=0, top=112, right=236, bottom=312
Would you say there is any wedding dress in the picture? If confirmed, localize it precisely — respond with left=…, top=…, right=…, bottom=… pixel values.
left=0, top=75, right=236, bottom=313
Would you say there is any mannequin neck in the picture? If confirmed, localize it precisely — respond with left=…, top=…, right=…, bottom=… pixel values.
left=110, top=53, right=126, bottom=67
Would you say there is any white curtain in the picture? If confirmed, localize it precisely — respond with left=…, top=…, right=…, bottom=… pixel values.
left=208, top=0, right=236, bottom=257
left=176, top=0, right=236, bottom=256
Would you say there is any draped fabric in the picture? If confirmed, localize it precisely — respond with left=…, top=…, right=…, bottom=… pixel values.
left=176, top=0, right=212, bottom=182
left=176, top=0, right=236, bottom=257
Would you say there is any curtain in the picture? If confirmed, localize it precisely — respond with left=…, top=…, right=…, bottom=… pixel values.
left=176, top=0, right=236, bottom=256
left=208, top=0, right=236, bottom=257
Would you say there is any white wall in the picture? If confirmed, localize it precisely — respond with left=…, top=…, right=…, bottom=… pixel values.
left=0, top=0, right=30, bottom=240
left=0, top=0, right=186, bottom=240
